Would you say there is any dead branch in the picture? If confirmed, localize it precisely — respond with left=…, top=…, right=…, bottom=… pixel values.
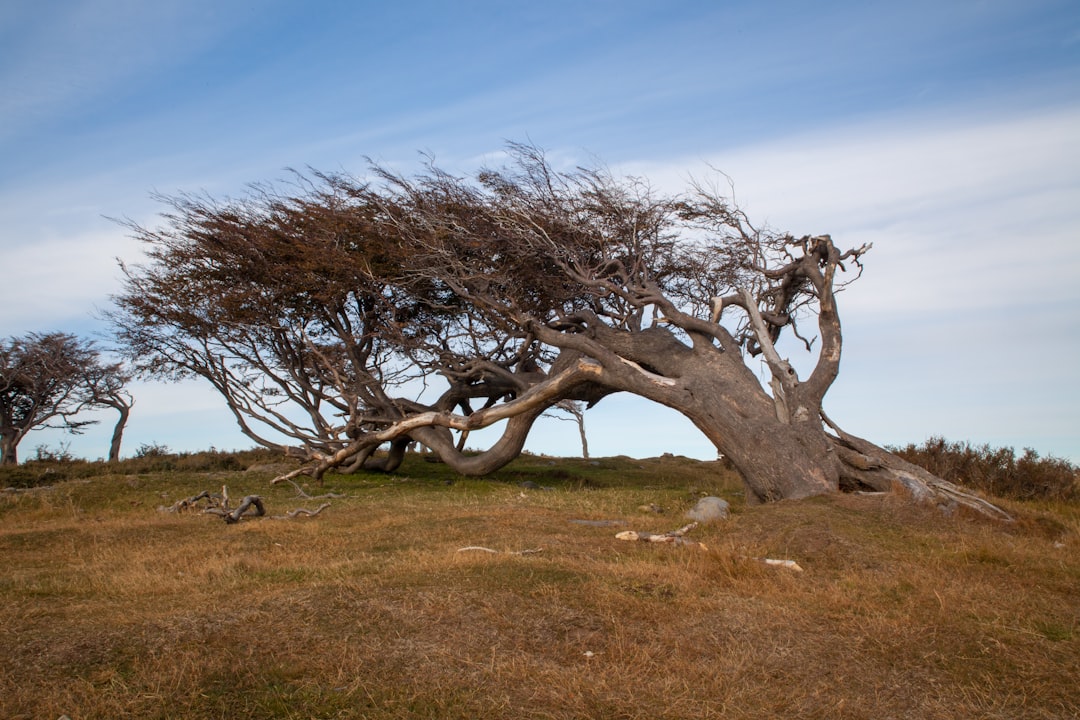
left=204, top=494, right=266, bottom=523
left=456, top=546, right=544, bottom=555
left=615, top=521, right=706, bottom=548
left=283, top=477, right=347, bottom=500
left=751, top=557, right=804, bottom=572
left=162, top=490, right=217, bottom=513
left=822, top=412, right=1014, bottom=521
left=274, top=502, right=331, bottom=519
left=159, top=486, right=330, bottom=523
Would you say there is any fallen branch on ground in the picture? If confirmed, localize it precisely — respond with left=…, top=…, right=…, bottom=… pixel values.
left=274, top=502, right=331, bottom=519
left=282, top=478, right=348, bottom=500
left=159, top=486, right=330, bottom=523
left=457, top=546, right=544, bottom=555
left=204, top=494, right=265, bottom=523
left=163, top=490, right=216, bottom=513
left=615, top=522, right=706, bottom=549
left=612, top=523, right=803, bottom=569
left=751, top=557, right=804, bottom=572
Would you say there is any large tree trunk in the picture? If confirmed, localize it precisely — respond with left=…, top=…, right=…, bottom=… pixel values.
left=652, top=355, right=840, bottom=503
left=1, top=432, right=18, bottom=466
left=524, top=318, right=1009, bottom=518
left=672, top=373, right=1011, bottom=518
left=644, top=369, right=1009, bottom=518
left=689, top=410, right=839, bottom=503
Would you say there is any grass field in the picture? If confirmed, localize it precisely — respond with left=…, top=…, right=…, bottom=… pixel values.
left=2, top=453, right=1077, bottom=719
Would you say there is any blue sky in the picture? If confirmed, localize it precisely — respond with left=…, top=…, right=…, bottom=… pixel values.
left=2, top=0, right=1078, bottom=462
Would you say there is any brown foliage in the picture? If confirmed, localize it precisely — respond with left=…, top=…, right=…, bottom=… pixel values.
left=892, top=436, right=1079, bottom=502
left=0, top=332, right=130, bottom=465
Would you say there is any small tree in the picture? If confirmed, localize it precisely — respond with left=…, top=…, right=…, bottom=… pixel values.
left=546, top=400, right=590, bottom=459
left=81, top=360, right=134, bottom=462
left=0, top=333, right=97, bottom=465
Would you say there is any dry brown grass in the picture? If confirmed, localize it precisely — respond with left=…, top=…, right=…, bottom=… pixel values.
left=1, top=454, right=1077, bottom=719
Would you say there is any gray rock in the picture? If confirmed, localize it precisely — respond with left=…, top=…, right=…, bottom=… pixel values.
left=685, top=496, right=730, bottom=522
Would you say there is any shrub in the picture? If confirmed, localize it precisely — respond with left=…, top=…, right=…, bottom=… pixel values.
left=34, top=442, right=77, bottom=463
left=891, top=437, right=1079, bottom=502
left=134, top=442, right=172, bottom=459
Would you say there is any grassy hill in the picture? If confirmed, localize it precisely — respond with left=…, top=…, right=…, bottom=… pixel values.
left=2, top=452, right=1077, bottom=719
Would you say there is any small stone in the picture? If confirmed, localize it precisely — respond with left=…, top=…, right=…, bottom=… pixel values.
left=686, top=496, right=730, bottom=522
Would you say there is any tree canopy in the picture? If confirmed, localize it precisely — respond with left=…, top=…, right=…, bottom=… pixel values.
left=0, top=332, right=131, bottom=465
left=109, top=145, right=1008, bottom=517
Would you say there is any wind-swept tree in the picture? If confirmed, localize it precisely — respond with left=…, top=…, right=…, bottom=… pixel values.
left=81, top=360, right=134, bottom=462
left=547, top=400, right=589, bottom=459
left=0, top=333, right=98, bottom=465
left=110, top=146, right=1007, bottom=517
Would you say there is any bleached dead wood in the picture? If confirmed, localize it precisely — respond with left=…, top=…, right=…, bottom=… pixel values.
left=274, top=502, right=331, bottom=519
left=611, top=522, right=803, bottom=570
left=204, top=494, right=265, bottom=523
left=163, top=490, right=216, bottom=513
left=822, top=412, right=1014, bottom=521
left=160, top=485, right=330, bottom=523
left=753, top=558, right=804, bottom=572
left=456, top=546, right=544, bottom=555
left=282, top=478, right=347, bottom=500
left=615, top=521, right=707, bottom=549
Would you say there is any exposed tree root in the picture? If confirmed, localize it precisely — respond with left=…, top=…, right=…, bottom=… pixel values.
left=823, top=415, right=1013, bottom=522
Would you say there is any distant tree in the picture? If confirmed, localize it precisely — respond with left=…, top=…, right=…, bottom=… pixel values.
left=0, top=333, right=97, bottom=465
left=546, top=400, right=590, bottom=459
left=81, top=360, right=134, bottom=462
left=109, top=145, right=1008, bottom=517
left=0, top=333, right=135, bottom=465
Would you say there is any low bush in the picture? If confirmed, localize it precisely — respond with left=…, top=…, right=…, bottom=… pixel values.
left=891, top=436, right=1079, bottom=502
left=0, top=446, right=285, bottom=486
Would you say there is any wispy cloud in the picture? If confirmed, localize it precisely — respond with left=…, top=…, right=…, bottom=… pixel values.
left=627, top=102, right=1080, bottom=314
left=1, top=1, right=224, bottom=138
left=0, top=228, right=139, bottom=335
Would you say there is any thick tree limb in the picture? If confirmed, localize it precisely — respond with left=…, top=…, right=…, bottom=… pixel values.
left=823, top=413, right=1013, bottom=521
left=738, top=287, right=799, bottom=423
left=272, top=356, right=604, bottom=483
